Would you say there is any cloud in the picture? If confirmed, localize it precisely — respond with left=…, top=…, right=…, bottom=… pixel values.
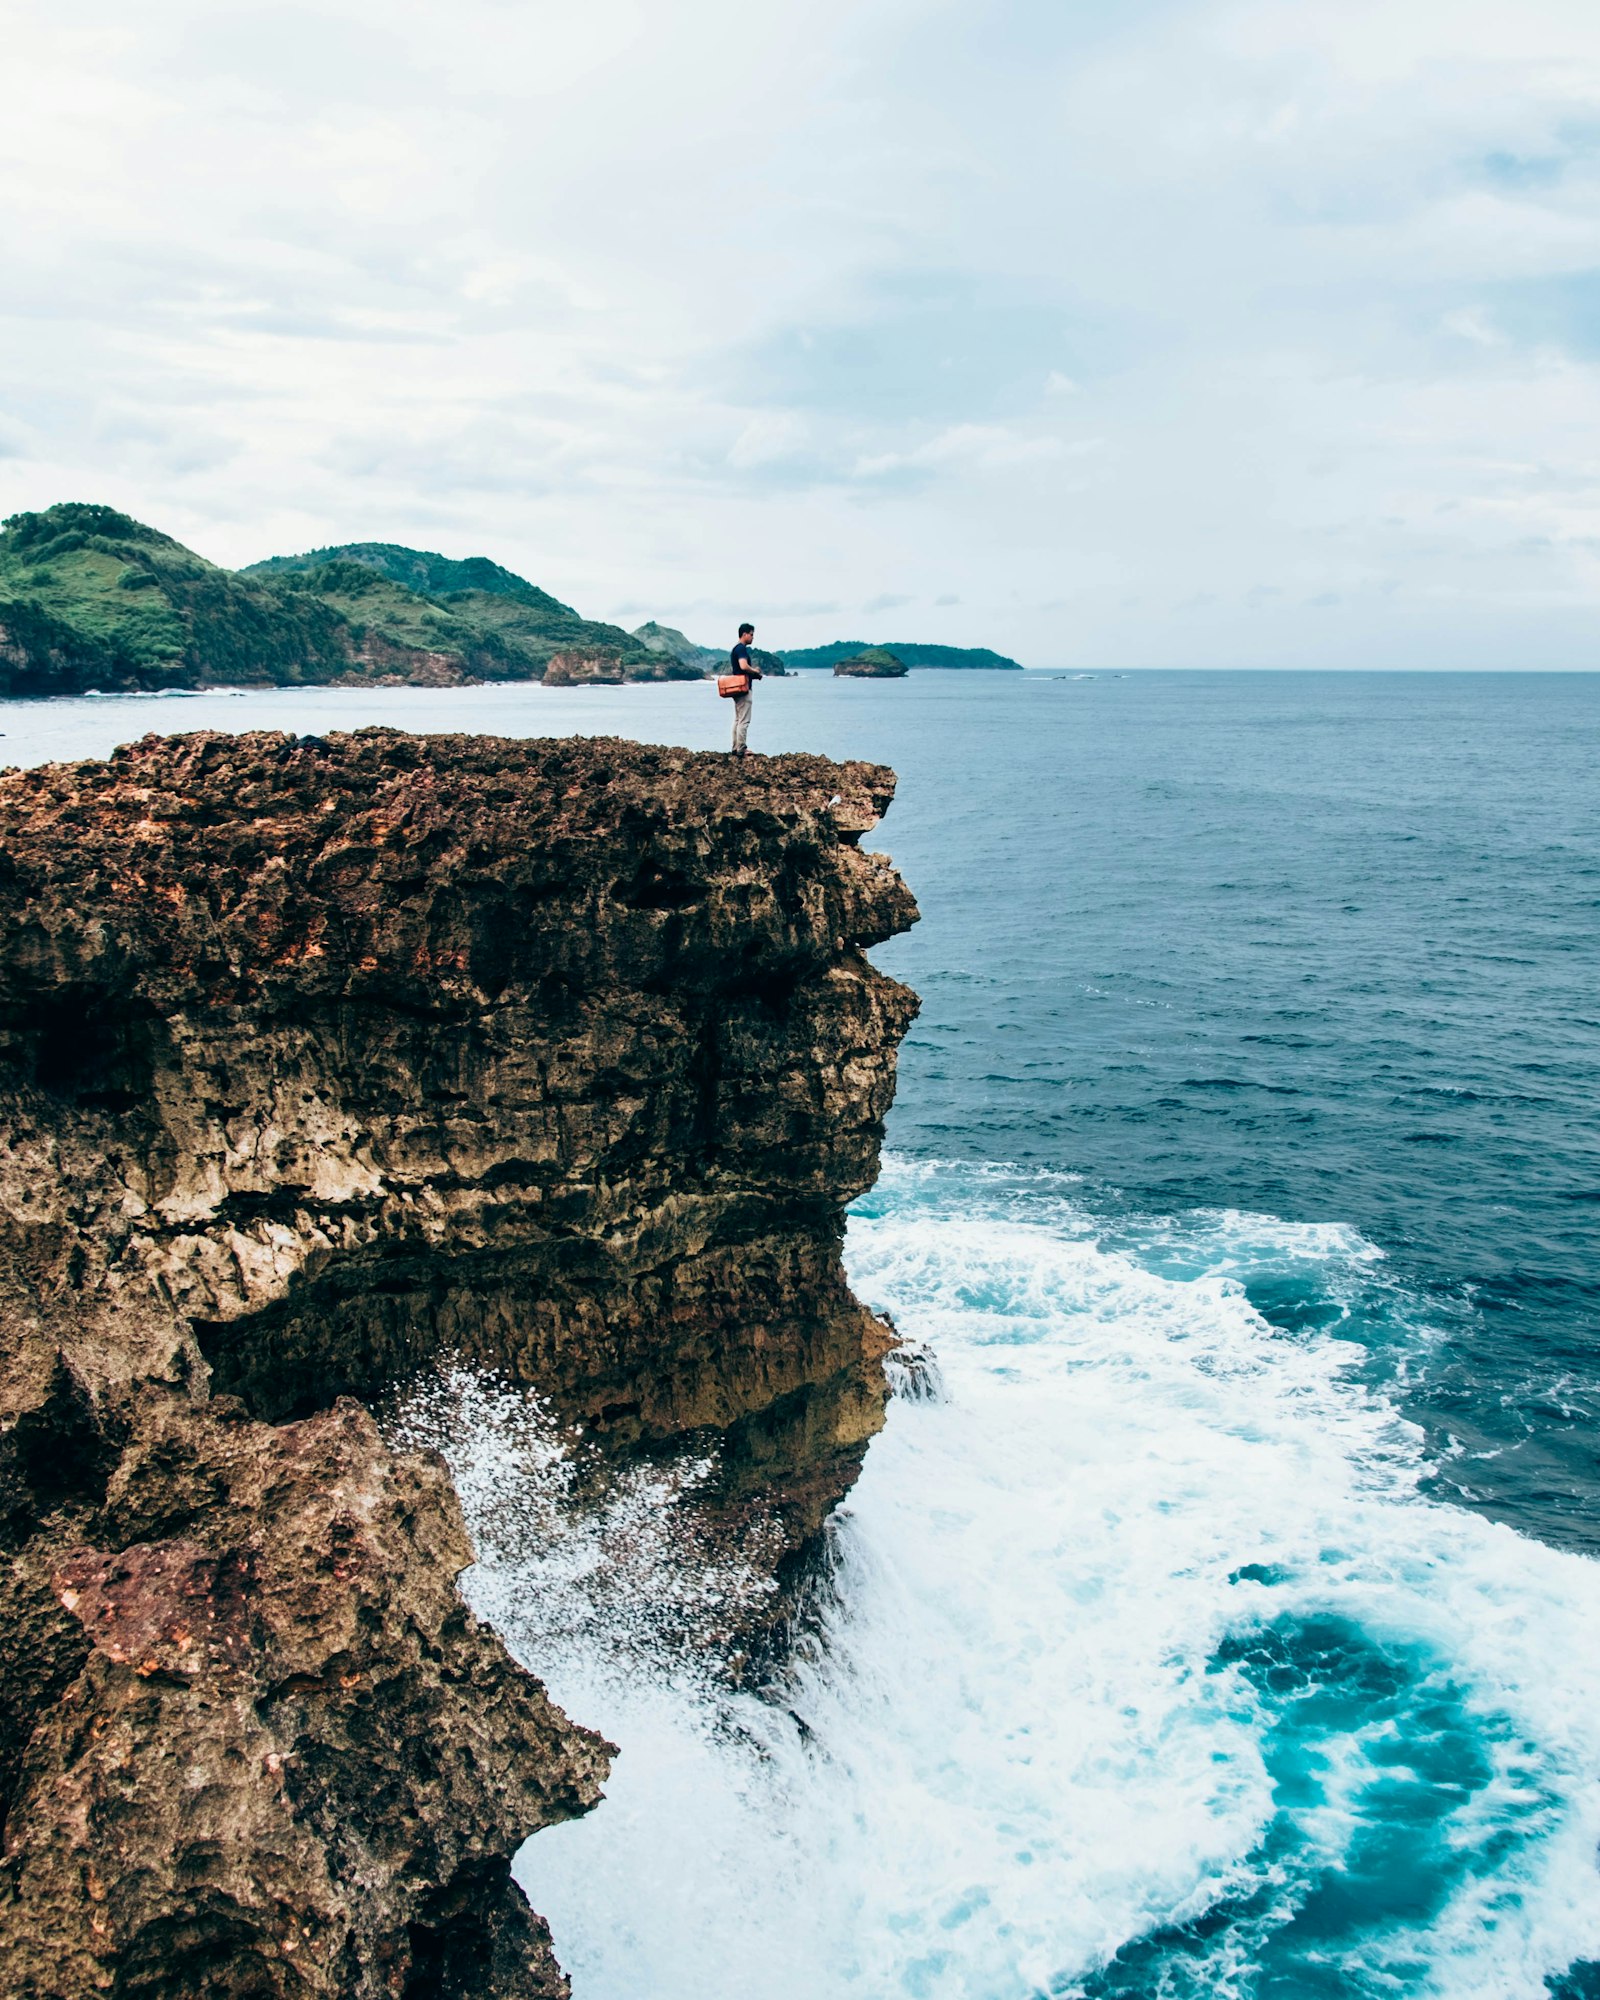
left=854, top=423, right=1067, bottom=481
left=1441, top=307, right=1506, bottom=347
left=727, top=274, right=1124, bottom=430
left=5, top=0, right=1600, bottom=664
left=863, top=592, right=912, bottom=613
left=1484, top=270, right=1600, bottom=359
left=726, top=412, right=812, bottom=469
left=1481, top=150, right=1569, bottom=193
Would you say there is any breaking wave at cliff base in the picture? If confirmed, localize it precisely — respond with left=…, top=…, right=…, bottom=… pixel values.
left=422, top=1157, right=1600, bottom=1999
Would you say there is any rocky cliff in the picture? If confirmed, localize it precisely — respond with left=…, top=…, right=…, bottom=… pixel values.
left=0, top=728, right=918, bottom=1997
left=539, top=649, right=626, bottom=686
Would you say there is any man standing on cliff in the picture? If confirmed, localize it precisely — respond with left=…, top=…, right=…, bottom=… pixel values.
left=728, top=622, right=762, bottom=757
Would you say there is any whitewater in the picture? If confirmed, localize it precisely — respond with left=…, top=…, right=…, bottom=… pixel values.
left=392, top=1155, right=1600, bottom=1999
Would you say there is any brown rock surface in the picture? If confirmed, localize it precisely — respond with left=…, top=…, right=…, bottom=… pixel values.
left=540, top=650, right=625, bottom=686
left=0, top=728, right=918, bottom=1995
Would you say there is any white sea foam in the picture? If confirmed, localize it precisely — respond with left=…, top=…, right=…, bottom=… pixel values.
left=413, top=1160, right=1600, bottom=2000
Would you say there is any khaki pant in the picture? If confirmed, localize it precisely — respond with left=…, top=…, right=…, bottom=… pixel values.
left=731, top=691, right=752, bottom=753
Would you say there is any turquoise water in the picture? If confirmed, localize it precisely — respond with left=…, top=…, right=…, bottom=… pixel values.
left=12, top=670, right=1600, bottom=1996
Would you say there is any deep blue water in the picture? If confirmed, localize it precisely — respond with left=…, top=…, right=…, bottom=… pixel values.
left=863, top=670, right=1600, bottom=1554
left=11, top=670, right=1600, bottom=1998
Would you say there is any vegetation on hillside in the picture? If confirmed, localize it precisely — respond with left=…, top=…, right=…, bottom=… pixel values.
left=833, top=647, right=909, bottom=677
left=248, top=541, right=692, bottom=680
left=783, top=638, right=1023, bottom=670
left=0, top=503, right=351, bottom=696
left=1, top=504, right=1017, bottom=700
left=0, top=506, right=703, bottom=697
left=246, top=540, right=561, bottom=603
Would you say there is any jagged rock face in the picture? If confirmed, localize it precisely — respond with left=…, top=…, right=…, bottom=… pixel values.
left=347, top=633, right=481, bottom=687
left=0, top=728, right=918, bottom=1995
left=540, top=649, right=625, bottom=686
left=2, top=1390, right=607, bottom=1999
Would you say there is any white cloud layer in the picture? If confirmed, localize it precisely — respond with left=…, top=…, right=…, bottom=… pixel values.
left=4, top=0, right=1600, bottom=665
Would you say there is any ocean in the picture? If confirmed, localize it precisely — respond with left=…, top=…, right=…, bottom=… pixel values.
left=12, top=668, right=1600, bottom=1997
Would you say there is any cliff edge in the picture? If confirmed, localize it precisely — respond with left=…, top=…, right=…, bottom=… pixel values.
left=0, top=729, right=919, bottom=1996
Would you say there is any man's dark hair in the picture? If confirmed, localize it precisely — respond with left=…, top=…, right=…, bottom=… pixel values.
left=738, top=622, right=754, bottom=636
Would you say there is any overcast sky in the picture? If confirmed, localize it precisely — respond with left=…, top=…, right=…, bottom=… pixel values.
left=4, top=0, right=1600, bottom=666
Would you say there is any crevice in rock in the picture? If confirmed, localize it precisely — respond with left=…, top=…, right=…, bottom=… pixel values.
left=401, top=1861, right=567, bottom=2000
left=611, top=861, right=704, bottom=911
left=0, top=1355, right=125, bottom=1546
left=0, top=985, right=166, bottom=1114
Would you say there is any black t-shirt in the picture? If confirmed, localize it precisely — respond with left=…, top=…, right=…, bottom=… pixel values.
left=730, top=642, right=757, bottom=680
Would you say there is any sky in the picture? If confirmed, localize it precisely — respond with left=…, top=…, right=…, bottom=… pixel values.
left=3, top=0, right=1600, bottom=668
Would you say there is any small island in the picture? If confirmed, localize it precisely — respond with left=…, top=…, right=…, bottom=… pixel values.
left=833, top=646, right=908, bottom=678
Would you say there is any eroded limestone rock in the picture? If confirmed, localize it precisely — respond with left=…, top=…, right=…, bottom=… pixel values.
left=0, top=728, right=918, bottom=1995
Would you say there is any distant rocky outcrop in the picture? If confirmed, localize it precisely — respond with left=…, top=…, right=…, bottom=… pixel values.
left=0, top=506, right=703, bottom=697
left=631, top=623, right=789, bottom=678
left=542, top=648, right=627, bottom=686
left=833, top=647, right=909, bottom=678
left=0, top=728, right=918, bottom=1997
left=632, top=621, right=721, bottom=672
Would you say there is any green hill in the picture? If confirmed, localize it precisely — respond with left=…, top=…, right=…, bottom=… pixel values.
left=245, top=541, right=553, bottom=603
left=248, top=541, right=688, bottom=681
left=782, top=639, right=1023, bottom=671
left=0, top=506, right=702, bottom=696
left=0, top=503, right=352, bottom=696
left=833, top=647, right=908, bottom=678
